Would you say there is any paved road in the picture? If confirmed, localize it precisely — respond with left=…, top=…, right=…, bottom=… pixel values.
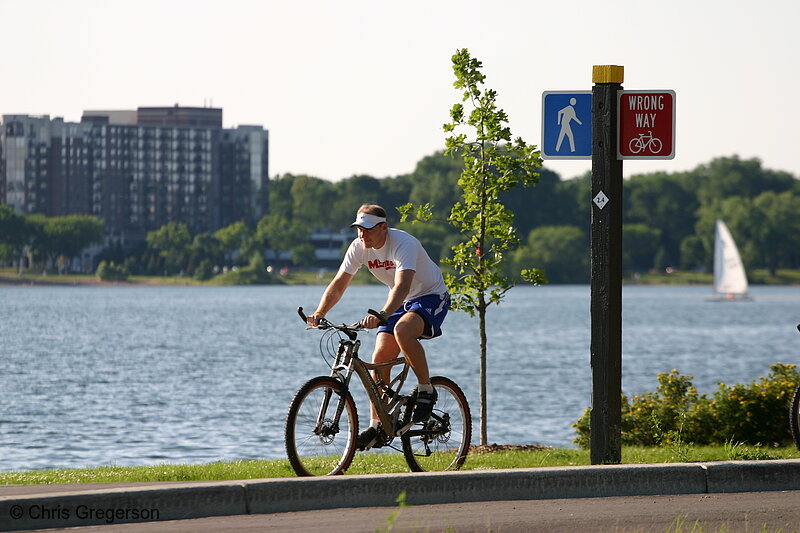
left=20, top=491, right=800, bottom=532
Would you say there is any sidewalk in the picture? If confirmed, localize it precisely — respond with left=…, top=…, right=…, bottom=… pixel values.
left=2, top=460, right=799, bottom=531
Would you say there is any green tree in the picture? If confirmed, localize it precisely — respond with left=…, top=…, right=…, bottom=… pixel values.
left=693, top=156, right=796, bottom=205
left=188, top=232, right=223, bottom=274
left=512, top=225, right=588, bottom=284
left=402, top=49, right=545, bottom=445
left=752, top=191, right=800, bottom=274
left=622, top=224, right=661, bottom=273
left=332, top=175, right=385, bottom=227
left=23, top=214, right=50, bottom=270
left=290, top=175, right=334, bottom=227
left=498, top=167, right=591, bottom=242
left=96, top=260, right=129, bottom=282
left=42, top=215, right=104, bottom=273
left=0, top=205, right=35, bottom=273
left=214, top=221, right=253, bottom=266
left=146, top=222, right=193, bottom=275
left=378, top=173, right=414, bottom=221
left=268, top=174, right=299, bottom=219
left=678, top=234, right=705, bottom=270
left=407, top=151, right=463, bottom=221
left=290, top=242, right=317, bottom=266
left=256, top=213, right=310, bottom=265
left=625, top=173, right=697, bottom=268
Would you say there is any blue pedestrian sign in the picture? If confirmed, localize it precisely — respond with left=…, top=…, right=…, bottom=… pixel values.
left=541, top=91, right=592, bottom=159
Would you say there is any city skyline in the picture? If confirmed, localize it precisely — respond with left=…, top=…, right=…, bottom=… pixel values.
left=1, top=107, right=268, bottom=245
left=2, top=0, right=799, bottom=182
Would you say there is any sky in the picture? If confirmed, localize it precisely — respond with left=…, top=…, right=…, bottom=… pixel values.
left=2, top=0, right=799, bottom=182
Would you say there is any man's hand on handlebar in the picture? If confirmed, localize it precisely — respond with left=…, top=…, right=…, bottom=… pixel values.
left=362, top=309, right=388, bottom=329
left=307, top=311, right=326, bottom=328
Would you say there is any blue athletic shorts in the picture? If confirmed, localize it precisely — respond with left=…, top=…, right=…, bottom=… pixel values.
left=377, top=292, right=450, bottom=339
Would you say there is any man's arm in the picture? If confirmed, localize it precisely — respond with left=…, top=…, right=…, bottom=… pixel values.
left=308, top=270, right=353, bottom=326
left=363, top=269, right=415, bottom=329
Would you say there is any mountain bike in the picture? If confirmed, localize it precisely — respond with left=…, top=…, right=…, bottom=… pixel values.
left=790, top=323, right=800, bottom=451
left=285, top=307, right=471, bottom=476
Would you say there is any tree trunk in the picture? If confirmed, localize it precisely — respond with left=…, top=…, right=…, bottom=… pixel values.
left=479, top=294, right=488, bottom=446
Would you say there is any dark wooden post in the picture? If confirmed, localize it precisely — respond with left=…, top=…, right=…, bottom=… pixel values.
left=590, top=65, right=624, bottom=465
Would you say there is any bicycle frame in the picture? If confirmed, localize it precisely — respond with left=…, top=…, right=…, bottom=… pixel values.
left=325, top=335, right=412, bottom=439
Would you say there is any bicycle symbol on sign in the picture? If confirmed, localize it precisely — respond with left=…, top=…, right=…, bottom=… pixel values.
left=628, top=131, right=663, bottom=155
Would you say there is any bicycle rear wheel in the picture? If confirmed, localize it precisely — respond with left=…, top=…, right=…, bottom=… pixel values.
left=285, top=376, right=358, bottom=476
left=401, top=376, right=471, bottom=472
left=790, top=385, right=800, bottom=452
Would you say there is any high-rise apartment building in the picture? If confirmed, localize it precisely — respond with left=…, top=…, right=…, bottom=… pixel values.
left=0, top=106, right=268, bottom=246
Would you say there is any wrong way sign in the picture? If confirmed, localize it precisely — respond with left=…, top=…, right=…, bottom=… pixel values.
left=617, top=90, right=675, bottom=160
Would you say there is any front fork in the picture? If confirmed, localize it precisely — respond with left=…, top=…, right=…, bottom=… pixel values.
left=315, top=340, right=359, bottom=434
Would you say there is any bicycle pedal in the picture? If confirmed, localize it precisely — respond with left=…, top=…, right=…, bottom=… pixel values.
left=357, top=436, right=378, bottom=451
left=397, top=420, right=415, bottom=435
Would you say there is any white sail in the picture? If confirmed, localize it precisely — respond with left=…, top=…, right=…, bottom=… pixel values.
left=713, top=219, right=749, bottom=297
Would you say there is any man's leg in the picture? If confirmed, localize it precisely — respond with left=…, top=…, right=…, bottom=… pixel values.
left=357, top=333, right=401, bottom=450
left=393, top=312, right=429, bottom=384
left=394, top=312, right=438, bottom=422
left=370, top=332, right=401, bottom=421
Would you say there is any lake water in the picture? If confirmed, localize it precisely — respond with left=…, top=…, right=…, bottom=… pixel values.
left=1, top=284, right=798, bottom=471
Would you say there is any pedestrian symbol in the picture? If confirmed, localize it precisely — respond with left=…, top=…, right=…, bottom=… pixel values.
left=541, top=91, right=592, bottom=159
left=556, top=98, right=583, bottom=152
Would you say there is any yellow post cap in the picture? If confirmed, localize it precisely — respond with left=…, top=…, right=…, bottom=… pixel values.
left=592, top=65, right=624, bottom=84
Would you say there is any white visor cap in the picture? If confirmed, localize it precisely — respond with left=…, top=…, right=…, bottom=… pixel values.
left=350, top=212, right=386, bottom=229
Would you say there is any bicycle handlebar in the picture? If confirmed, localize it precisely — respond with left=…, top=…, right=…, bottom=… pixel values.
left=297, top=306, right=387, bottom=327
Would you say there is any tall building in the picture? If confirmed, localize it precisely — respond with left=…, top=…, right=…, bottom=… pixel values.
left=0, top=106, right=268, bottom=246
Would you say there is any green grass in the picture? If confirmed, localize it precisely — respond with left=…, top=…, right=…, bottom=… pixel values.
left=2, top=445, right=798, bottom=485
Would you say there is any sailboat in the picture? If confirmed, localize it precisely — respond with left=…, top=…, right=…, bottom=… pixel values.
left=711, top=219, right=751, bottom=301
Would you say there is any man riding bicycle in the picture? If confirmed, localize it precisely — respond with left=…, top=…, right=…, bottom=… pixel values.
left=306, top=204, right=450, bottom=450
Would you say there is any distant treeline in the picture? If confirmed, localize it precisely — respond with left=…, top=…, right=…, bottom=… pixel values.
left=2, top=152, right=799, bottom=283
left=263, top=152, right=800, bottom=283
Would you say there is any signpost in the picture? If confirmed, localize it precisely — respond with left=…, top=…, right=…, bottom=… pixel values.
left=541, top=91, right=592, bottom=159
left=618, top=90, right=676, bottom=159
left=541, top=72, right=675, bottom=465
left=590, top=65, right=624, bottom=465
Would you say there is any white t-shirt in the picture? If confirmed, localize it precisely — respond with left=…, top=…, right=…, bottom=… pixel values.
left=340, top=228, right=447, bottom=300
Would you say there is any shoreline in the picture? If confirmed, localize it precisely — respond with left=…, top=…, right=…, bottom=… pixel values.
left=0, top=275, right=187, bottom=288
left=2, top=271, right=799, bottom=288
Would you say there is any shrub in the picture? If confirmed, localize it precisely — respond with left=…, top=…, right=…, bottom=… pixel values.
left=712, top=363, right=798, bottom=445
left=573, top=363, right=798, bottom=448
left=194, top=259, right=214, bottom=281
left=95, top=260, right=129, bottom=281
left=210, top=253, right=275, bottom=285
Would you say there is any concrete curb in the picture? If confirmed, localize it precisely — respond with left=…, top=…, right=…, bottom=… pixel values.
left=2, top=460, right=799, bottom=531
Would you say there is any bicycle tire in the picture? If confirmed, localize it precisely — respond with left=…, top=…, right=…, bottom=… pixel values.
left=401, top=376, right=471, bottom=472
left=790, top=385, right=800, bottom=452
left=628, top=138, right=642, bottom=154
left=649, top=138, right=663, bottom=154
left=285, top=376, right=358, bottom=476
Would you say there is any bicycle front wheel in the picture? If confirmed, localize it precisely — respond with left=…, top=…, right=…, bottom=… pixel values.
left=285, top=376, right=358, bottom=476
left=401, top=376, right=471, bottom=472
left=649, top=138, right=663, bottom=154
left=790, top=385, right=800, bottom=451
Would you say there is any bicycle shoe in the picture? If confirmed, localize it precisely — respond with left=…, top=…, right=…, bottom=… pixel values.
left=412, top=387, right=438, bottom=423
left=356, top=425, right=381, bottom=450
